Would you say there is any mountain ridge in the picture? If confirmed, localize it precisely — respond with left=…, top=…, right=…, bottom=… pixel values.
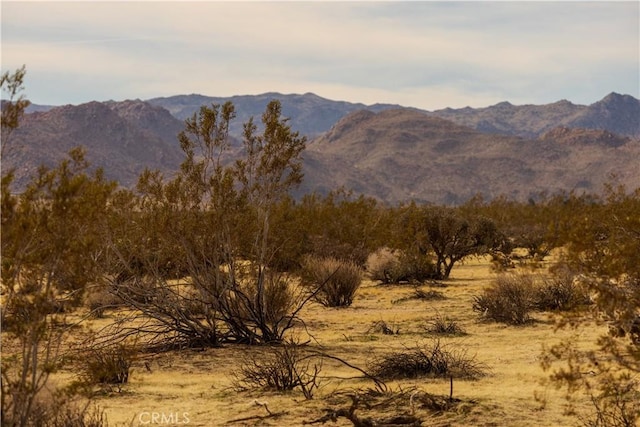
left=7, top=92, right=640, bottom=204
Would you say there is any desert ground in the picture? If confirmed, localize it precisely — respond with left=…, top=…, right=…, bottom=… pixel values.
left=57, top=255, right=603, bottom=427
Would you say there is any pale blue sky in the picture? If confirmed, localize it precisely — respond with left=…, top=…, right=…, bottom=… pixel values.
left=1, top=1, right=638, bottom=109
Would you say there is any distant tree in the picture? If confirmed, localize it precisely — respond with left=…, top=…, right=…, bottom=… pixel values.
left=1, top=65, right=30, bottom=158
left=395, top=204, right=504, bottom=280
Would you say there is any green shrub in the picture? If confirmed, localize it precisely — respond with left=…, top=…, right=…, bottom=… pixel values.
left=473, top=273, right=536, bottom=325
left=301, top=256, right=363, bottom=307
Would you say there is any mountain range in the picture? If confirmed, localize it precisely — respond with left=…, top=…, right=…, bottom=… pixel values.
left=7, top=92, right=640, bottom=204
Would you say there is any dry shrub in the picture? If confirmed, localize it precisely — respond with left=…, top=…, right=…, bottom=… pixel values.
left=79, top=342, right=136, bottom=387
left=367, top=248, right=400, bottom=283
left=301, top=256, right=363, bottom=307
left=367, top=320, right=400, bottom=335
left=2, top=379, right=108, bottom=427
left=233, top=344, right=321, bottom=399
left=250, top=273, right=301, bottom=325
left=369, top=340, right=486, bottom=380
left=112, top=276, right=159, bottom=305
left=367, top=249, right=437, bottom=284
left=413, top=288, right=445, bottom=300
left=490, top=251, right=516, bottom=272
left=473, top=272, right=537, bottom=325
left=392, top=287, right=445, bottom=304
left=9, top=399, right=107, bottom=427
left=535, top=268, right=591, bottom=312
left=425, top=313, right=466, bottom=336
left=581, top=375, right=640, bottom=427
left=85, top=285, right=122, bottom=318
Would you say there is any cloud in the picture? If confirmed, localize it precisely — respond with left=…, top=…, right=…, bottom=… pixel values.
left=2, top=1, right=638, bottom=109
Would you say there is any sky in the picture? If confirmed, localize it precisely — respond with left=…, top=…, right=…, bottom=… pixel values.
left=1, top=1, right=638, bottom=110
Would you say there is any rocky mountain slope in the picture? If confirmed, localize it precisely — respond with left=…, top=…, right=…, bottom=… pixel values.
left=430, top=92, right=640, bottom=139
left=5, top=93, right=639, bottom=204
left=302, top=108, right=639, bottom=204
left=3, top=100, right=185, bottom=189
left=147, top=92, right=403, bottom=139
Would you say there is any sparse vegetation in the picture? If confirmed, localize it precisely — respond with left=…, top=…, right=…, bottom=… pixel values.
left=368, top=320, right=400, bottom=335
left=392, top=287, right=446, bottom=304
left=3, top=73, right=639, bottom=426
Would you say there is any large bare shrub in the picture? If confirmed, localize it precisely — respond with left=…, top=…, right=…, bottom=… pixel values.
left=301, top=256, right=363, bottom=307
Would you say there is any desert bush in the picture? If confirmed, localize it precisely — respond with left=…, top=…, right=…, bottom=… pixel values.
left=395, top=252, right=438, bottom=283
left=425, top=313, right=466, bottom=336
left=367, top=248, right=437, bottom=284
left=46, top=403, right=108, bottom=427
left=392, top=287, right=445, bottom=304
left=79, top=343, right=135, bottom=387
left=233, top=344, right=321, bottom=399
left=473, top=272, right=537, bottom=325
left=3, top=393, right=108, bottom=427
left=369, top=340, right=486, bottom=380
left=490, top=251, right=516, bottom=272
left=535, top=269, right=591, bottom=312
left=367, top=320, right=400, bottom=335
left=581, top=375, right=640, bottom=427
left=367, top=248, right=400, bottom=283
left=85, top=285, right=122, bottom=318
left=412, top=288, right=446, bottom=301
left=301, top=256, right=363, bottom=307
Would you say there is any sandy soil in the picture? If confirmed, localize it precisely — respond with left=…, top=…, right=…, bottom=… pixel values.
left=55, top=256, right=605, bottom=426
